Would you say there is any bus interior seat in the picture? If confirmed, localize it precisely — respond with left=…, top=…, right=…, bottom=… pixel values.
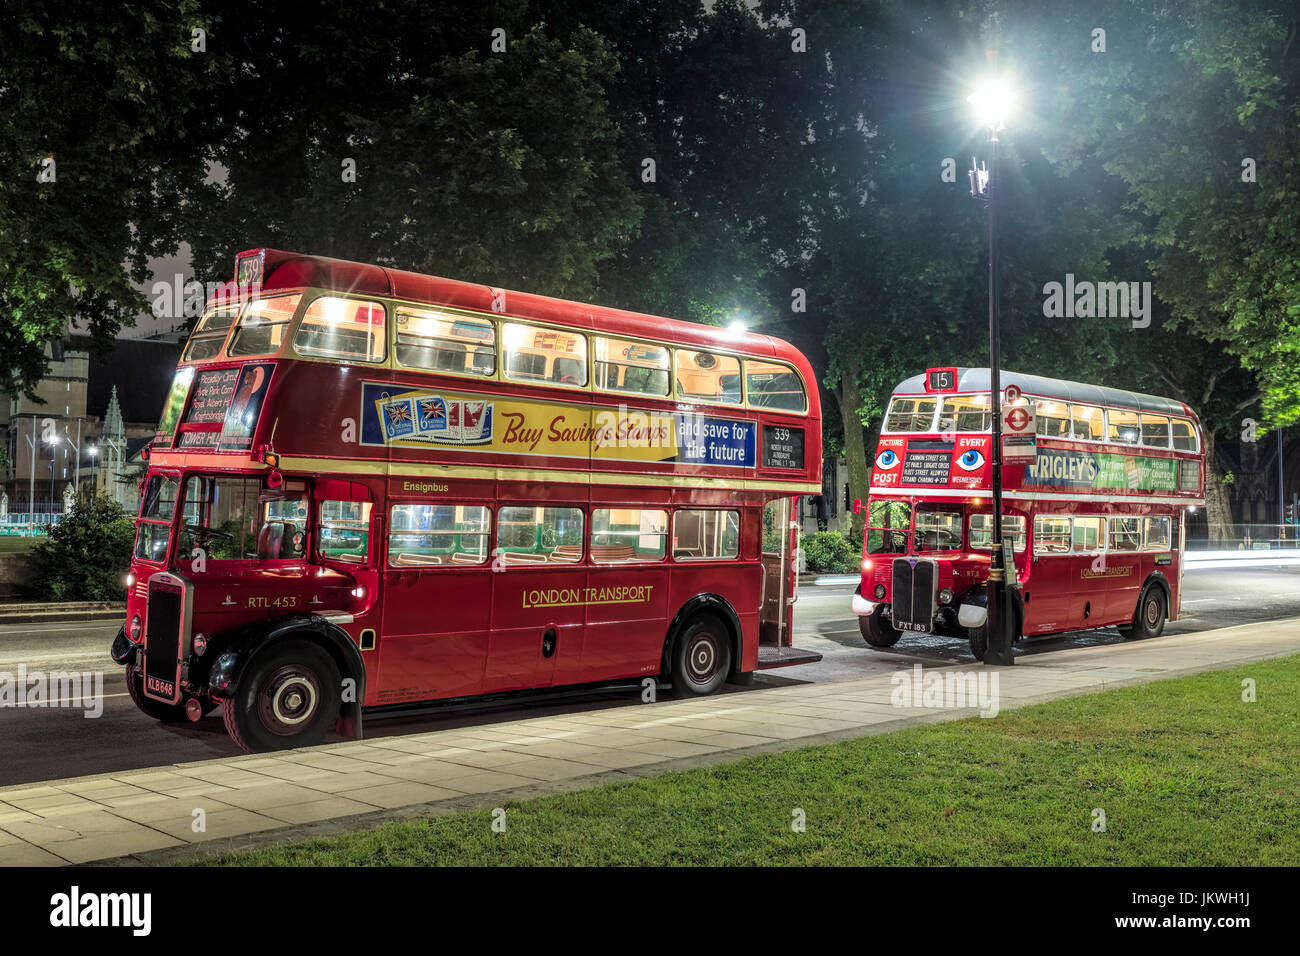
left=394, top=552, right=442, bottom=566
left=257, top=522, right=286, bottom=559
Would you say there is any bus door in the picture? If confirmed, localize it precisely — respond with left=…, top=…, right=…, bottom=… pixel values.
left=378, top=500, right=492, bottom=703
left=760, top=498, right=795, bottom=645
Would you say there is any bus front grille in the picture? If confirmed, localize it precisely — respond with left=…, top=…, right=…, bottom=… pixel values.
left=143, top=578, right=185, bottom=703
left=891, top=558, right=937, bottom=632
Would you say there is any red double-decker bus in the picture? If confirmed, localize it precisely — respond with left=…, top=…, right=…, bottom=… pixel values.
left=112, top=249, right=822, bottom=752
left=852, top=368, right=1205, bottom=657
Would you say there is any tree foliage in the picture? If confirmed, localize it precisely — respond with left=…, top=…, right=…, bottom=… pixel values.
left=29, top=496, right=135, bottom=600
left=0, top=0, right=222, bottom=398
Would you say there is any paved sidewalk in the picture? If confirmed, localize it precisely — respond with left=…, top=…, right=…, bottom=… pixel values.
left=2, top=617, right=1298, bottom=865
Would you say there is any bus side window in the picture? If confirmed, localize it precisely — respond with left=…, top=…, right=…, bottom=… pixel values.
left=591, top=509, right=668, bottom=563
left=1107, top=409, right=1140, bottom=445
left=1070, top=404, right=1105, bottom=441
left=1034, top=401, right=1071, bottom=439
left=672, top=509, right=740, bottom=559
left=1108, top=517, right=1141, bottom=552
left=319, top=500, right=371, bottom=564
left=1071, top=516, right=1104, bottom=552
left=1142, top=516, right=1171, bottom=550
left=388, top=503, right=491, bottom=566
left=1141, top=414, right=1170, bottom=448
left=1171, top=417, right=1198, bottom=451
left=1033, top=515, right=1071, bottom=553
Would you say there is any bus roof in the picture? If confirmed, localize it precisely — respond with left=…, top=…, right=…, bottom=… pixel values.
left=894, top=367, right=1195, bottom=420
left=233, top=248, right=805, bottom=367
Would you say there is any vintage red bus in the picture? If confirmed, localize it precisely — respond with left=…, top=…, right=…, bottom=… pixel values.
left=852, top=368, right=1206, bottom=657
left=111, top=249, right=822, bottom=751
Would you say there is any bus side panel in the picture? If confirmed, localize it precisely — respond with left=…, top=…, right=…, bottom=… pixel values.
left=378, top=567, right=490, bottom=703
left=573, top=564, right=671, bottom=683
left=667, top=564, right=761, bottom=674
left=487, top=565, right=585, bottom=693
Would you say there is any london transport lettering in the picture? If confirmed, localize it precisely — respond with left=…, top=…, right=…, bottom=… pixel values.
left=360, top=382, right=757, bottom=467
left=521, top=585, right=655, bottom=609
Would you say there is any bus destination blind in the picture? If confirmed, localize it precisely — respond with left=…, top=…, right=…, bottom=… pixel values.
left=900, top=450, right=952, bottom=485
left=762, top=425, right=804, bottom=469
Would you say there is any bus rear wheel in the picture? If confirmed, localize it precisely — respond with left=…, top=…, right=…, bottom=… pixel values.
left=671, top=615, right=732, bottom=697
left=221, top=640, right=341, bottom=753
left=860, top=606, right=903, bottom=648
left=124, top=664, right=189, bottom=723
left=1119, top=586, right=1166, bottom=640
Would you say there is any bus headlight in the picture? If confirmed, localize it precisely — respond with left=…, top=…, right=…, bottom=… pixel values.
left=874, top=584, right=886, bottom=600
left=125, top=571, right=136, bottom=589
left=861, top=559, right=872, bottom=572
left=351, top=586, right=366, bottom=600
left=939, top=588, right=955, bottom=605
left=129, top=615, right=143, bottom=642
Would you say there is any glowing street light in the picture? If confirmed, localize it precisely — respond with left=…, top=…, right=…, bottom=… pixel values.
left=966, top=77, right=1016, bottom=131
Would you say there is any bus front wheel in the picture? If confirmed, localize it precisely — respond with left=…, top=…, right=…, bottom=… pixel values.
left=220, top=640, right=342, bottom=753
left=1119, top=586, right=1167, bottom=640
left=860, top=606, right=903, bottom=648
left=671, top=615, right=732, bottom=697
left=125, top=664, right=190, bottom=723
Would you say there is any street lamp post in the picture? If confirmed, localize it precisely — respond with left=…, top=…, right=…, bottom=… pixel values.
left=968, top=78, right=1016, bottom=666
left=89, top=445, right=98, bottom=497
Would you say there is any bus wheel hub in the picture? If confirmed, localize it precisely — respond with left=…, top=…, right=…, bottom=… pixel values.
left=261, top=668, right=319, bottom=733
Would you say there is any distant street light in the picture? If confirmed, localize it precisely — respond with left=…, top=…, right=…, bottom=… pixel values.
left=89, top=445, right=98, bottom=496
left=968, top=74, right=1017, bottom=667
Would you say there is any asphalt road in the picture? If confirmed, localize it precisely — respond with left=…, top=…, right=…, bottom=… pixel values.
left=1, top=565, right=1298, bottom=787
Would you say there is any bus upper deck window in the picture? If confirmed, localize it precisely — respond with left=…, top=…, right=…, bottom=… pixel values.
left=1070, top=404, right=1105, bottom=441
left=228, top=294, right=302, bottom=357
left=1106, top=408, right=1140, bottom=445
left=183, top=307, right=239, bottom=362
left=295, top=296, right=387, bottom=363
left=396, top=309, right=495, bottom=377
left=745, top=359, right=806, bottom=412
left=503, top=323, right=587, bottom=387
left=884, top=396, right=937, bottom=432
left=936, top=395, right=990, bottom=432
left=594, top=337, right=670, bottom=397
left=1141, top=414, right=1171, bottom=447
left=1034, top=400, right=1071, bottom=439
left=1171, top=417, right=1197, bottom=451
left=677, top=351, right=741, bottom=405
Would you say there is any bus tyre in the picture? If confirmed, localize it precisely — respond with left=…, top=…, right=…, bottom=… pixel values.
left=671, top=615, right=732, bottom=697
left=124, top=664, right=190, bottom=723
left=967, top=625, right=987, bottom=660
left=1120, top=586, right=1166, bottom=640
left=220, top=640, right=342, bottom=753
left=860, top=606, right=903, bottom=648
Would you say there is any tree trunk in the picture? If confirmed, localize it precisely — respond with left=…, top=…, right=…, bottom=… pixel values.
left=836, top=370, right=871, bottom=543
left=1202, top=431, right=1234, bottom=544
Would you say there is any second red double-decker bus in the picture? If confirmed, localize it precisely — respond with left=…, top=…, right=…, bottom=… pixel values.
left=852, top=368, right=1205, bottom=658
left=112, top=249, right=823, bottom=752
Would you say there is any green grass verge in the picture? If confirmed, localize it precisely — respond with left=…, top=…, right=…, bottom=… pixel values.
left=202, top=655, right=1300, bottom=866
left=0, top=536, right=42, bottom=553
